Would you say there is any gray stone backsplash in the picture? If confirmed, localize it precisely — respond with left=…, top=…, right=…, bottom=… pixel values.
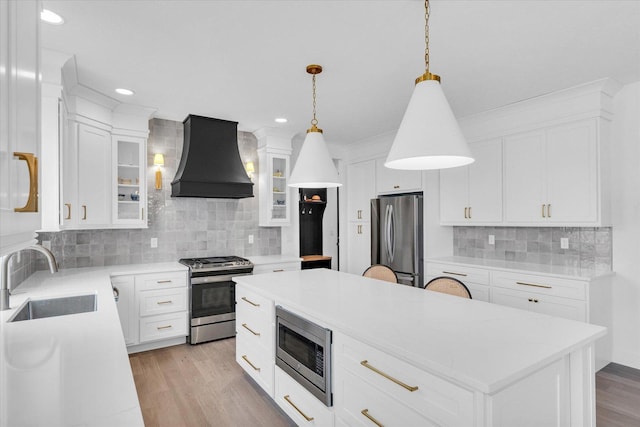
left=453, top=226, right=612, bottom=273
left=36, top=118, right=280, bottom=271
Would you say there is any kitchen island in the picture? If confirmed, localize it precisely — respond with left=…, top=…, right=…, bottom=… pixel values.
left=235, top=268, right=606, bottom=427
left=0, top=262, right=186, bottom=427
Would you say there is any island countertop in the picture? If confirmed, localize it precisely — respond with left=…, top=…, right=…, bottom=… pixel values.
left=0, top=262, right=187, bottom=426
left=234, top=268, right=606, bottom=394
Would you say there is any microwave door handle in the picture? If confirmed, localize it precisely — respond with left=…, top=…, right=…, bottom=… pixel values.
left=389, top=204, right=395, bottom=263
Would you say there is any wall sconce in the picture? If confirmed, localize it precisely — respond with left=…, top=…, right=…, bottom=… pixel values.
left=245, top=161, right=255, bottom=180
left=153, top=153, right=165, bottom=190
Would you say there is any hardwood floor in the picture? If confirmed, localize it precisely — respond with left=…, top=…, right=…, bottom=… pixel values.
left=129, top=338, right=294, bottom=427
left=131, top=339, right=640, bottom=427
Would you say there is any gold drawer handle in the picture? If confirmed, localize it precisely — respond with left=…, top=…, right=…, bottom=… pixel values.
left=361, top=409, right=384, bottom=427
left=360, top=360, right=418, bottom=392
left=273, top=269, right=284, bottom=272
left=82, top=205, right=87, bottom=220
left=284, top=395, right=314, bottom=422
left=157, top=280, right=172, bottom=284
left=393, top=185, right=400, bottom=189
left=64, top=203, right=71, bottom=219
left=241, top=296, right=260, bottom=307
left=464, top=207, right=468, bottom=219
left=157, top=325, right=172, bottom=330
left=442, top=271, right=467, bottom=277
left=157, top=300, right=173, bottom=305
left=242, top=323, right=260, bottom=336
left=516, top=281, right=552, bottom=289
left=13, top=152, right=38, bottom=212
left=547, top=204, right=551, bottom=218
left=528, top=298, right=540, bottom=303
left=542, top=204, right=546, bottom=218
left=241, top=355, right=260, bottom=371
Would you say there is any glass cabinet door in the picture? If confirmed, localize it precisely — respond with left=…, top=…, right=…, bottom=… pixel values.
left=114, top=136, right=146, bottom=226
left=271, top=156, right=288, bottom=222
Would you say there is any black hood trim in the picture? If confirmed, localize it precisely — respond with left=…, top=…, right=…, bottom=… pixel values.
left=171, top=115, right=254, bottom=199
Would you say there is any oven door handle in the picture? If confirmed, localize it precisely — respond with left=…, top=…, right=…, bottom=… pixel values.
left=191, top=273, right=251, bottom=284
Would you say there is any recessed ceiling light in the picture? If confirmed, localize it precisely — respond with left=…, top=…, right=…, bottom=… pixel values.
left=41, top=9, right=64, bottom=25
left=274, top=117, right=288, bottom=123
left=115, top=88, right=135, bottom=96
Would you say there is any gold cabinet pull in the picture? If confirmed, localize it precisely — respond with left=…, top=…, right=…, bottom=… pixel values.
left=241, top=296, right=260, bottom=307
left=468, top=206, right=471, bottom=219
left=241, top=355, right=260, bottom=371
left=156, top=300, right=173, bottom=305
left=527, top=298, right=540, bottom=303
left=360, top=360, right=418, bottom=392
left=541, top=204, right=546, bottom=218
left=442, top=270, right=467, bottom=277
left=516, top=281, right=552, bottom=289
left=357, top=209, right=362, bottom=219
left=64, top=203, right=71, bottom=220
left=361, top=409, right=384, bottom=427
left=82, top=205, right=87, bottom=220
left=547, top=204, right=551, bottom=218
left=464, top=207, right=468, bottom=219
left=283, top=395, right=314, bottom=422
left=157, top=325, right=172, bottom=330
left=393, top=185, right=400, bottom=189
left=273, top=269, right=284, bottom=272
left=242, top=323, right=260, bottom=336
left=13, top=152, right=38, bottom=212
left=157, top=280, right=172, bottom=284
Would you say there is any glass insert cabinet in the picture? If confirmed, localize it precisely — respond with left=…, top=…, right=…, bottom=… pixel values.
left=113, top=136, right=147, bottom=226
left=259, top=152, right=290, bottom=226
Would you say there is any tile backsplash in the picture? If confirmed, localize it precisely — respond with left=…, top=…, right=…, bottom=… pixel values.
left=36, top=118, right=280, bottom=271
left=453, top=226, right=612, bottom=272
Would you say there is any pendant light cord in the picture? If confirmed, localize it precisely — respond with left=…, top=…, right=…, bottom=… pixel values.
left=311, top=73, right=318, bottom=127
left=424, top=0, right=430, bottom=73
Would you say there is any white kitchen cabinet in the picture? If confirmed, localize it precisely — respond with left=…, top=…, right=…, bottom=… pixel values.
left=251, top=260, right=301, bottom=275
left=504, top=119, right=601, bottom=226
left=346, top=160, right=375, bottom=275
left=113, top=135, right=146, bottom=226
left=111, top=275, right=136, bottom=346
left=375, top=157, right=422, bottom=195
left=258, top=151, right=290, bottom=226
left=275, top=366, right=334, bottom=427
left=0, top=0, right=41, bottom=255
left=425, top=262, right=490, bottom=302
left=440, top=139, right=502, bottom=225
left=62, top=122, right=111, bottom=228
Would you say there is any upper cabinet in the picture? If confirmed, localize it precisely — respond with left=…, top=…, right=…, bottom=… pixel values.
left=113, top=135, right=147, bottom=226
left=346, top=160, right=376, bottom=275
left=375, top=158, right=422, bottom=195
left=255, top=128, right=293, bottom=227
left=0, top=0, right=41, bottom=255
left=441, top=78, right=618, bottom=227
left=440, top=139, right=502, bottom=225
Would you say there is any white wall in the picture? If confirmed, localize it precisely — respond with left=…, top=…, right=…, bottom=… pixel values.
left=611, top=81, right=640, bottom=368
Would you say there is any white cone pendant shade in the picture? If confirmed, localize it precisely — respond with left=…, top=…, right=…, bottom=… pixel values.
left=385, top=79, right=474, bottom=170
left=289, top=130, right=342, bottom=188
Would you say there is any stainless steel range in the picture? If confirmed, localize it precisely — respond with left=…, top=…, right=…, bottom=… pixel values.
left=179, top=256, right=253, bottom=344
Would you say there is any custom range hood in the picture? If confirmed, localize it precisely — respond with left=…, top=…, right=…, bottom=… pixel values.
left=171, top=115, right=253, bottom=198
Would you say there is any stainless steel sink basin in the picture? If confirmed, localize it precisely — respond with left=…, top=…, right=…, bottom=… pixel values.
left=10, top=294, right=97, bottom=322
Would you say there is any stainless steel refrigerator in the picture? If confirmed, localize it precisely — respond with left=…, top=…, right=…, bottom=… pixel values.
left=371, top=194, right=423, bottom=287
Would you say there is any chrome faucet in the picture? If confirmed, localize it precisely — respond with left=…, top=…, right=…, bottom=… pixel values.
left=1, top=244, right=58, bottom=311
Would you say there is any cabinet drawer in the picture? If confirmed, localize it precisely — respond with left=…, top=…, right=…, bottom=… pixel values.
left=426, top=262, right=490, bottom=286
left=491, top=271, right=586, bottom=300
left=135, top=271, right=187, bottom=291
left=334, top=333, right=474, bottom=426
left=491, top=287, right=587, bottom=322
left=252, top=261, right=301, bottom=275
left=139, top=312, right=188, bottom=343
left=139, top=288, right=187, bottom=317
left=236, top=285, right=274, bottom=324
left=236, top=309, right=274, bottom=354
left=336, top=367, right=438, bottom=427
left=274, top=366, right=334, bottom=427
left=236, top=333, right=274, bottom=396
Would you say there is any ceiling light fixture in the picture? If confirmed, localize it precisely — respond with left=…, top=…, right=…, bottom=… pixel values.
left=385, top=0, right=474, bottom=170
left=288, top=64, right=342, bottom=188
left=274, top=117, right=288, bottom=123
left=115, top=88, right=135, bottom=96
left=40, top=9, right=64, bottom=25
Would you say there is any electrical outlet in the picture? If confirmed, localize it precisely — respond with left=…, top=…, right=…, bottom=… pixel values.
left=150, top=237, right=158, bottom=248
left=488, top=235, right=495, bottom=245
left=42, top=240, right=51, bottom=250
left=248, top=234, right=254, bottom=244
left=560, top=238, right=569, bottom=249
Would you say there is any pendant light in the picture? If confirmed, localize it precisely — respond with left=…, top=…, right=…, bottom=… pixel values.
left=385, top=0, right=474, bottom=170
left=288, top=64, right=342, bottom=188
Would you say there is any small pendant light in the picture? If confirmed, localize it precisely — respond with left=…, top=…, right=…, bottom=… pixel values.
left=288, top=64, right=342, bottom=188
left=385, top=0, right=474, bottom=170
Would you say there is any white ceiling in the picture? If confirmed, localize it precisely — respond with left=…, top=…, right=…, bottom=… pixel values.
left=41, top=0, right=640, bottom=145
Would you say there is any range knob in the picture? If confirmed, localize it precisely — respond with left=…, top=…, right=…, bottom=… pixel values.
left=194, top=261, right=203, bottom=269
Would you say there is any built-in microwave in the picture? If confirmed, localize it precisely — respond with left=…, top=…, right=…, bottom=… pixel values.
left=275, top=306, right=332, bottom=406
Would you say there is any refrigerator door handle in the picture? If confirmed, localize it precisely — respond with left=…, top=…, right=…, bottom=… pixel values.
left=389, top=204, right=395, bottom=263
left=384, top=204, right=391, bottom=262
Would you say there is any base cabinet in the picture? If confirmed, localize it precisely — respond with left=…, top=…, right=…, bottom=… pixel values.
left=275, top=366, right=334, bottom=427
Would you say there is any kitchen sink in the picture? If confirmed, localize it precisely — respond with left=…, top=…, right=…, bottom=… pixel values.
left=9, top=294, right=97, bottom=322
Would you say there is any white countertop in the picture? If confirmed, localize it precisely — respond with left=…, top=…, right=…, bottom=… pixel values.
left=247, top=254, right=302, bottom=266
left=0, top=262, right=187, bottom=427
left=427, top=255, right=613, bottom=280
left=235, top=269, right=606, bottom=394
